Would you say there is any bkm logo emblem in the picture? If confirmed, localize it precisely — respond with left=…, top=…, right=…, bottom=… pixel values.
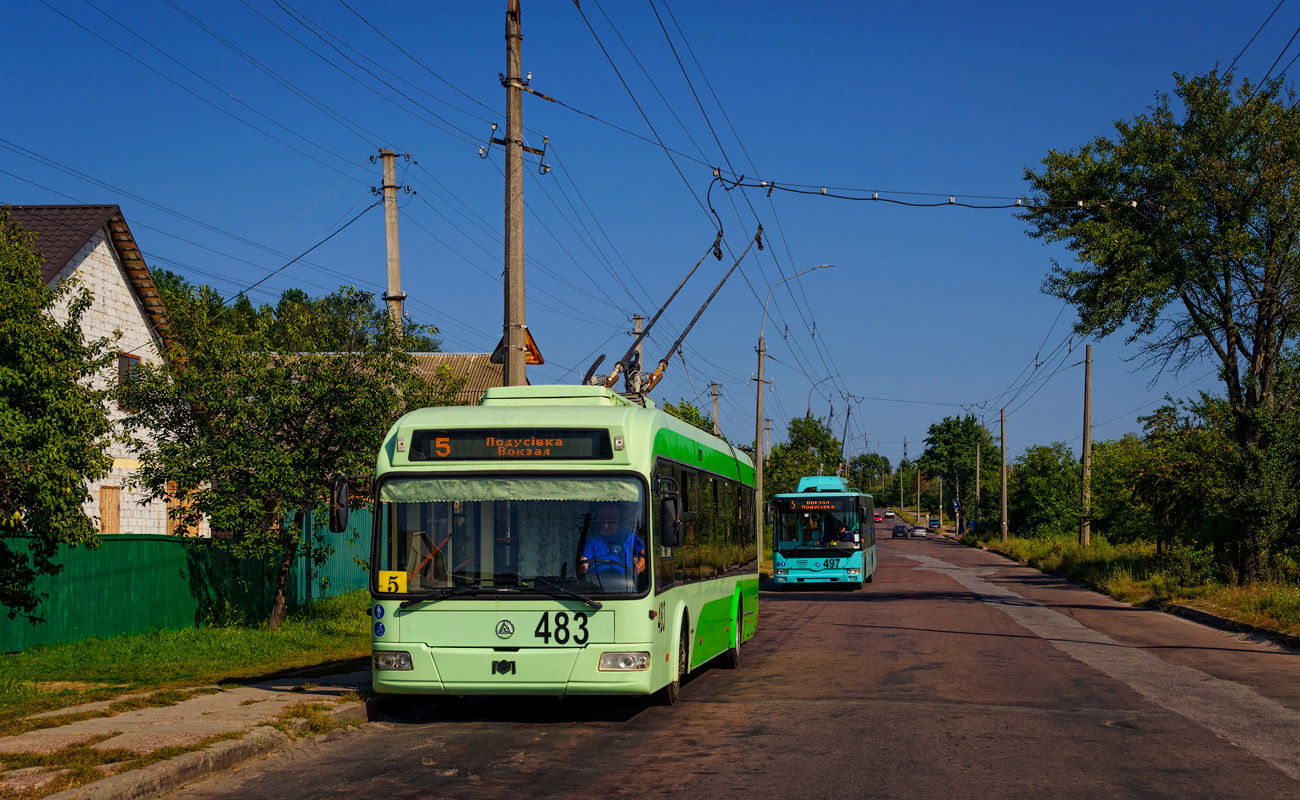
left=495, top=620, right=515, bottom=639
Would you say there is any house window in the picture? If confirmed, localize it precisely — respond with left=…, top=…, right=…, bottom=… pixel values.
left=117, top=354, right=141, bottom=409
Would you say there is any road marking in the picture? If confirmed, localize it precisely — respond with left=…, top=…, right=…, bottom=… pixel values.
left=903, top=552, right=1300, bottom=781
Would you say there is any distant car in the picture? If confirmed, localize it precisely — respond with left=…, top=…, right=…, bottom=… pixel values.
left=892, top=524, right=909, bottom=539
left=873, top=514, right=883, bottom=523
left=883, top=509, right=895, bottom=518
left=928, top=517, right=941, bottom=531
left=912, top=525, right=928, bottom=538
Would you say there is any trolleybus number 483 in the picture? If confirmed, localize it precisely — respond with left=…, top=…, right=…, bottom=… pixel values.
left=534, top=611, right=590, bottom=645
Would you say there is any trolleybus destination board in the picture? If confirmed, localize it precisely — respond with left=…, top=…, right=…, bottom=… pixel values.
left=409, top=428, right=613, bottom=461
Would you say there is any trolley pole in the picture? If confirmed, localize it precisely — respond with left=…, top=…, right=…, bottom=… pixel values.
left=502, top=0, right=527, bottom=386
left=632, top=315, right=644, bottom=393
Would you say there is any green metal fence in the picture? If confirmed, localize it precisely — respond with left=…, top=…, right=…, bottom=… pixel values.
left=0, top=509, right=372, bottom=653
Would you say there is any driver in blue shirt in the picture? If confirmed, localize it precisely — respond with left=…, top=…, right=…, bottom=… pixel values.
left=577, top=504, right=646, bottom=582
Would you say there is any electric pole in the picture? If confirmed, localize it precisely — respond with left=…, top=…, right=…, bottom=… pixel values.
left=376, top=148, right=406, bottom=331
left=975, top=442, right=981, bottom=528
left=502, top=0, right=527, bottom=386
left=938, top=477, right=942, bottom=527
left=1000, top=408, right=1008, bottom=542
left=1080, top=344, right=1093, bottom=547
left=631, top=315, right=644, bottom=393
left=764, top=418, right=772, bottom=459
left=711, top=383, right=721, bottom=436
left=754, top=335, right=767, bottom=577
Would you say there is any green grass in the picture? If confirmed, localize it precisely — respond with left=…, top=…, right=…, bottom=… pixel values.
left=963, top=533, right=1300, bottom=639
left=0, top=590, right=372, bottom=727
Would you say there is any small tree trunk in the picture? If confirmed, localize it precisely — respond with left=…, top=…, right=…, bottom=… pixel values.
left=267, top=512, right=302, bottom=631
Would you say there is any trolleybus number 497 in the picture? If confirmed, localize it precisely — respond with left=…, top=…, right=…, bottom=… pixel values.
left=534, top=611, right=590, bottom=645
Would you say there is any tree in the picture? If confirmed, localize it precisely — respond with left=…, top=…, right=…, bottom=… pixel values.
left=1022, top=70, right=1300, bottom=579
left=1088, top=433, right=1155, bottom=545
left=921, top=415, right=996, bottom=526
left=847, top=453, right=891, bottom=493
left=661, top=399, right=721, bottom=439
left=764, top=416, right=842, bottom=503
left=123, top=284, right=464, bottom=630
left=0, top=211, right=115, bottom=619
left=1007, top=443, right=1081, bottom=538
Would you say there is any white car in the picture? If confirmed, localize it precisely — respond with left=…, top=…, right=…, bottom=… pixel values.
left=883, top=509, right=895, bottom=518
left=912, top=525, right=927, bottom=538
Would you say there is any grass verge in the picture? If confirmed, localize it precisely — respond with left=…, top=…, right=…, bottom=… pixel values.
left=962, top=533, right=1300, bottom=639
left=0, top=590, right=371, bottom=728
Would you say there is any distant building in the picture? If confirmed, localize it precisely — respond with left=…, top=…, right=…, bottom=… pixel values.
left=411, top=352, right=525, bottom=405
left=5, top=204, right=202, bottom=536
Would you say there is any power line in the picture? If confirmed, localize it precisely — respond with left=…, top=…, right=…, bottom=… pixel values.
left=1229, top=0, right=1288, bottom=73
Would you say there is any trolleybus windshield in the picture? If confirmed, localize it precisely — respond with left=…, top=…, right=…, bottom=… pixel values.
left=375, top=475, right=648, bottom=596
left=775, top=497, right=863, bottom=551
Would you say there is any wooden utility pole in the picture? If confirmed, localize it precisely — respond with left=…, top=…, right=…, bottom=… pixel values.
left=502, top=0, right=527, bottom=386
left=1080, top=344, right=1093, bottom=547
left=1000, top=408, right=1008, bottom=542
left=377, top=148, right=406, bottom=331
left=711, top=383, right=721, bottom=435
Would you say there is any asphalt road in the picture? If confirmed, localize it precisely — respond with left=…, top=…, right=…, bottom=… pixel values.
left=168, top=536, right=1300, bottom=800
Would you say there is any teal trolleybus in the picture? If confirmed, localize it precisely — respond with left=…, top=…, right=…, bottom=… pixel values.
left=771, top=476, right=876, bottom=589
left=331, top=385, right=758, bottom=704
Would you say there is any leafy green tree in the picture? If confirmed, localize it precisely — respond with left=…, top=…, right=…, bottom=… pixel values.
left=0, top=211, right=115, bottom=619
left=1022, top=69, right=1300, bottom=579
left=661, top=399, right=721, bottom=439
left=847, top=452, right=891, bottom=493
left=764, top=416, right=842, bottom=504
left=1007, top=443, right=1081, bottom=538
left=1088, top=433, right=1155, bottom=544
left=123, top=284, right=464, bottom=630
left=921, top=415, right=997, bottom=525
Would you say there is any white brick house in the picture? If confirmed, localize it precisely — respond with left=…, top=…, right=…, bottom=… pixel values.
left=6, top=204, right=200, bottom=536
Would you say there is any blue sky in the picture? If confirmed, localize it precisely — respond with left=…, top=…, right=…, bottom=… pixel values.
left=2, top=1, right=1288, bottom=466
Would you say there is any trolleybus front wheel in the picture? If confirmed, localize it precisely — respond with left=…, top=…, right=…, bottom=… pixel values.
left=654, top=619, right=689, bottom=706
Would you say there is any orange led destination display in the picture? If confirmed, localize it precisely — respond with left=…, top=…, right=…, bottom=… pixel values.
left=409, top=428, right=613, bottom=461
left=787, top=497, right=852, bottom=512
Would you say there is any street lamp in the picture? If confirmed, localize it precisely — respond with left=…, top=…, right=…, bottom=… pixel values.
left=806, top=374, right=839, bottom=418
left=755, top=264, right=833, bottom=577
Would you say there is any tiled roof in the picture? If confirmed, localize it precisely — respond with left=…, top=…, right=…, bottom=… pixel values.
left=3, top=204, right=170, bottom=344
left=412, top=353, right=528, bottom=405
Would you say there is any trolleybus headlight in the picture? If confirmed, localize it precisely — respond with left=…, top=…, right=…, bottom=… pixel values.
left=774, top=568, right=788, bottom=575
left=846, top=568, right=860, bottom=575
left=373, top=651, right=413, bottom=671
left=598, top=652, right=650, bottom=671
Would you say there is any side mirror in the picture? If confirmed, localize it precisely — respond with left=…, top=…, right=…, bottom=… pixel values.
left=329, top=475, right=350, bottom=533
left=660, top=495, right=682, bottom=548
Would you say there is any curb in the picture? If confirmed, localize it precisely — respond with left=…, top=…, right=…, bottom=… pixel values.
left=44, top=701, right=372, bottom=800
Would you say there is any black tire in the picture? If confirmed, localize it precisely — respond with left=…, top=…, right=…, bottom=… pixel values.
left=654, top=619, right=689, bottom=706
left=722, top=599, right=742, bottom=669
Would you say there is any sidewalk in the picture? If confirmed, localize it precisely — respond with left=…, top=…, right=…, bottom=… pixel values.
left=0, top=668, right=372, bottom=800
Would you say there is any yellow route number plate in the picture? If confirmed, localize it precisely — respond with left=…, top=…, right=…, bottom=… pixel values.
left=378, top=570, right=407, bottom=594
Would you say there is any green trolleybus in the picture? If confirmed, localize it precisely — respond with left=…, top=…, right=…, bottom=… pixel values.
left=331, top=385, right=758, bottom=705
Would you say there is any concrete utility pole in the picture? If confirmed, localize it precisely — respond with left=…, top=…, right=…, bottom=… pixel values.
left=915, top=468, right=920, bottom=522
left=765, top=418, right=772, bottom=459
left=377, top=148, right=406, bottom=330
left=631, top=314, right=644, bottom=392
left=975, top=442, right=981, bottom=528
left=711, top=383, right=721, bottom=436
left=502, top=0, right=527, bottom=386
left=1080, top=344, right=1093, bottom=547
left=938, top=477, right=943, bottom=526
left=1000, top=408, right=1008, bottom=542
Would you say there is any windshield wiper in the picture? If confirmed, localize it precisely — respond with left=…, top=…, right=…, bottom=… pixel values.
left=398, top=585, right=490, bottom=608
left=523, top=577, right=603, bottom=610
